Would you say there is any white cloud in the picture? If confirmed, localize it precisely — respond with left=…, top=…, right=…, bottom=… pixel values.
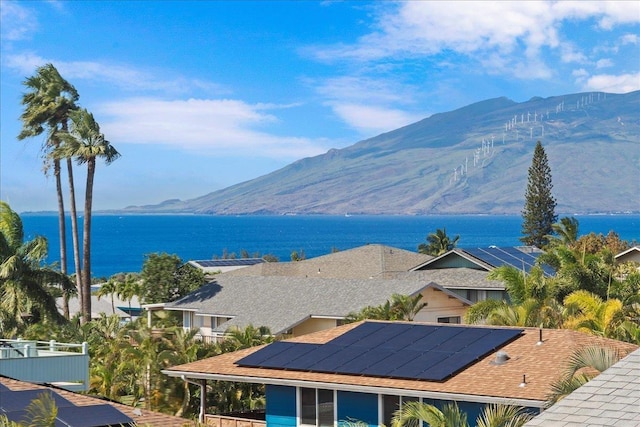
left=96, top=98, right=329, bottom=159
left=3, top=53, right=227, bottom=96
left=582, top=73, right=640, bottom=93
left=307, top=1, right=639, bottom=80
left=0, top=1, right=38, bottom=41
left=329, top=103, right=423, bottom=135
left=620, top=33, right=639, bottom=45
left=596, top=58, right=614, bottom=69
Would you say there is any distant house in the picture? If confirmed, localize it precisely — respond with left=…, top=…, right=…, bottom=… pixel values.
left=224, top=244, right=432, bottom=279
left=0, top=376, right=195, bottom=427
left=59, top=294, right=142, bottom=320
left=160, top=276, right=472, bottom=342
left=188, top=258, right=266, bottom=275
left=409, top=246, right=555, bottom=302
left=615, top=245, right=640, bottom=265
left=163, top=321, right=637, bottom=426
left=524, top=346, right=640, bottom=427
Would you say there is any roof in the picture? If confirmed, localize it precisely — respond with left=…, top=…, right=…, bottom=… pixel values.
left=58, top=295, right=141, bottom=319
left=524, top=347, right=640, bottom=426
left=615, top=245, right=640, bottom=261
left=164, top=321, right=637, bottom=408
left=224, top=244, right=432, bottom=279
left=188, top=258, right=265, bottom=273
left=166, top=276, right=465, bottom=335
left=413, top=246, right=554, bottom=276
left=387, top=268, right=503, bottom=290
left=0, top=376, right=196, bottom=427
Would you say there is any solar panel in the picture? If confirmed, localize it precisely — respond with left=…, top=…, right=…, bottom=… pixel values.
left=463, top=247, right=555, bottom=276
left=286, top=343, right=343, bottom=370
left=327, top=321, right=387, bottom=347
left=56, top=404, right=133, bottom=427
left=237, top=322, right=523, bottom=382
left=0, top=390, right=75, bottom=412
left=255, top=343, right=318, bottom=368
left=236, top=341, right=301, bottom=367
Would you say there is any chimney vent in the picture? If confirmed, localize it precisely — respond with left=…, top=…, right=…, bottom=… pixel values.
left=490, top=351, right=510, bottom=365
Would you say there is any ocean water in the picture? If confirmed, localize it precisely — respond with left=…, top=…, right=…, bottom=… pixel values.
left=21, top=214, right=640, bottom=279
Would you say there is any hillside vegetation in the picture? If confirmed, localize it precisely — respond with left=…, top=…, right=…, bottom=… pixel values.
left=124, top=91, right=639, bottom=215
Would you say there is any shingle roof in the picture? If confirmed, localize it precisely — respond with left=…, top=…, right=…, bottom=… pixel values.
left=0, top=376, right=196, bottom=427
left=524, top=347, right=640, bottom=426
left=166, top=276, right=448, bottom=334
left=164, top=321, right=637, bottom=408
left=224, top=244, right=432, bottom=279
left=386, top=268, right=503, bottom=289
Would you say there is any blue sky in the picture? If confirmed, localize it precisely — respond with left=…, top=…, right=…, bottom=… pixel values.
left=1, top=1, right=638, bottom=212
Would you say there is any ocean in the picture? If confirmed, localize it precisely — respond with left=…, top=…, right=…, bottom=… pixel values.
left=21, top=214, right=640, bottom=279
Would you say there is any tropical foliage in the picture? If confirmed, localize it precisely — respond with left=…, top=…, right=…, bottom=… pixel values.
left=0, top=202, right=67, bottom=335
left=346, top=293, right=426, bottom=322
left=390, top=401, right=533, bottom=427
left=418, top=228, right=460, bottom=256
left=22, top=315, right=273, bottom=419
left=140, top=253, right=205, bottom=304
left=546, top=346, right=622, bottom=404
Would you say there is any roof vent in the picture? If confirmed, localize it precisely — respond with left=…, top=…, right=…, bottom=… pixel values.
left=490, top=350, right=511, bottom=365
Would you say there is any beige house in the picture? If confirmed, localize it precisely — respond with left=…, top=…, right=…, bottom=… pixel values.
left=162, top=276, right=471, bottom=342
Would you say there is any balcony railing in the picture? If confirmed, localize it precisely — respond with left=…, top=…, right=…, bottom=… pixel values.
left=0, top=339, right=89, bottom=392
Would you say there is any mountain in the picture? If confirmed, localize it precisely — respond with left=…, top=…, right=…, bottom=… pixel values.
left=124, top=91, right=640, bottom=215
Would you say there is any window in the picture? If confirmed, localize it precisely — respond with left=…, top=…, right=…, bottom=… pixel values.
left=437, top=316, right=461, bottom=324
left=300, top=388, right=334, bottom=427
left=382, top=395, right=420, bottom=426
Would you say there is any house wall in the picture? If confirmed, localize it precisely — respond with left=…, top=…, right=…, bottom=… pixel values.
left=617, top=249, right=640, bottom=264
left=266, top=385, right=297, bottom=427
left=413, top=288, right=468, bottom=324
left=293, top=318, right=339, bottom=337
left=418, top=256, right=482, bottom=270
left=264, top=385, right=539, bottom=427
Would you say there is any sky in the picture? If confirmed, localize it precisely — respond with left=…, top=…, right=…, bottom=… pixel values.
left=1, top=1, right=639, bottom=212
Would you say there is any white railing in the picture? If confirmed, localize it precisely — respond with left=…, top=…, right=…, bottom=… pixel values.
left=0, top=338, right=88, bottom=359
left=0, top=338, right=90, bottom=392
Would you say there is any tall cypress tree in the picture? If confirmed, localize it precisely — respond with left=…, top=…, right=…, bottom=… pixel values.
left=520, top=141, right=557, bottom=247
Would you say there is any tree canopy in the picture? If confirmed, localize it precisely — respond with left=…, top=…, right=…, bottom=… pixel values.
left=520, top=141, right=557, bottom=248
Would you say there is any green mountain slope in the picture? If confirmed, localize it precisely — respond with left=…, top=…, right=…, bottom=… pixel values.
left=125, top=91, right=640, bottom=215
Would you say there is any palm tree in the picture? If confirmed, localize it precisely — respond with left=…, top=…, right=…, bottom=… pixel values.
left=116, top=273, right=141, bottom=319
left=546, top=216, right=580, bottom=248
left=391, top=401, right=532, bottom=427
left=59, top=108, right=120, bottom=323
left=563, top=290, right=626, bottom=339
left=0, top=202, right=65, bottom=334
left=17, top=63, right=81, bottom=319
left=467, top=265, right=563, bottom=328
left=96, top=278, right=118, bottom=314
left=547, top=345, right=622, bottom=404
left=390, top=294, right=427, bottom=321
left=418, top=228, right=460, bottom=256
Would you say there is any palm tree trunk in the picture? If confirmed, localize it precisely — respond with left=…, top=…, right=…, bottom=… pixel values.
left=54, top=157, right=70, bottom=318
left=82, top=158, right=96, bottom=323
left=66, top=157, right=83, bottom=321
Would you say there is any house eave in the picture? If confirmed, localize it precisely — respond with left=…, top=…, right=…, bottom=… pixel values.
left=162, top=369, right=546, bottom=409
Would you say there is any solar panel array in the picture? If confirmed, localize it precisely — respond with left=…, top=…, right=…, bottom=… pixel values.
left=237, top=322, right=522, bottom=381
left=0, top=388, right=134, bottom=427
left=193, top=259, right=265, bottom=268
left=464, top=247, right=555, bottom=276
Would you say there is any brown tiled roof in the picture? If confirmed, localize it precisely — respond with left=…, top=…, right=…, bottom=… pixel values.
left=164, top=321, right=637, bottom=407
left=0, top=376, right=197, bottom=427
left=224, top=244, right=432, bottom=279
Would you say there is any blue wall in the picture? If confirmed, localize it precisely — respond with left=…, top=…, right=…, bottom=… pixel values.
left=266, top=385, right=297, bottom=427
